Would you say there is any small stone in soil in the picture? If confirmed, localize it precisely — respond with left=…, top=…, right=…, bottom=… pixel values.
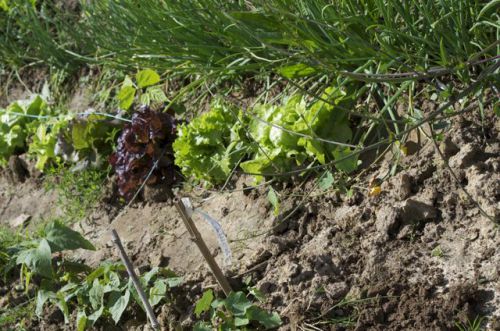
left=400, top=199, right=437, bottom=223
left=8, top=214, right=31, bottom=228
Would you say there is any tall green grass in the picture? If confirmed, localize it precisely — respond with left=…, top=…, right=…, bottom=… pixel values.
left=75, top=0, right=498, bottom=79
left=0, top=1, right=84, bottom=70
left=2, top=0, right=497, bottom=80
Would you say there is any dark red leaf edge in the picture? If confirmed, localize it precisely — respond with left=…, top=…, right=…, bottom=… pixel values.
left=109, top=105, right=178, bottom=201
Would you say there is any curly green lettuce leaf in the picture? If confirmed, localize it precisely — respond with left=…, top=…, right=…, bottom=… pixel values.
left=173, top=101, right=248, bottom=184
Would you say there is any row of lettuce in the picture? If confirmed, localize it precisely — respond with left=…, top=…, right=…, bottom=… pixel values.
left=1, top=70, right=360, bottom=198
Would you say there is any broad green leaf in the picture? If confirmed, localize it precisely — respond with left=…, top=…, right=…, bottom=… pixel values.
left=36, top=289, right=55, bottom=316
left=166, top=276, right=183, bottom=288
left=108, top=290, right=130, bottom=324
left=267, top=187, right=280, bottom=216
left=149, top=279, right=167, bottom=307
left=72, top=121, right=89, bottom=150
left=128, top=279, right=145, bottom=312
left=88, top=306, right=104, bottom=326
left=240, top=159, right=265, bottom=175
left=26, top=95, right=45, bottom=116
left=319, top=171, right=334, bottom=190
left=333, top=148, right=359, bottom=173
left=17, top=239, right=53, bottom=279
left=235, top=316, right=250, bottom=326
left=44, top=221, right=96, bottom=252
left=142, top=267, right=159, bottom=285
left=86, top=265, right=105, bottom=285
left=55, top=293, right=70, bottom=323
left=248, top=287, right=266, bottom=303
left=195, top=289, right=214, bottom=317
left=136, top=69, right=160, bottom=88
left=103, top=271, right=121, bottom=293
left=139, top=92, right=150, bottom=105
left=225, top=291, right=252, bottom=317
left=77, top=310, right=87, bottom=331
left=122, top=75, right=134, bottom=87
left=246, top=306, right=282, bottom=329
left=89, top=279, right=104, bottom=310
left=146, top=86, right=168, bottom=103
left=278, top=63, right=316, bottom=79
left=117, top=86, right=136, bottom=110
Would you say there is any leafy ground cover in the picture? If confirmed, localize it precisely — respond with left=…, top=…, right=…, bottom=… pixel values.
left=0, top=0, right=499, bottom=330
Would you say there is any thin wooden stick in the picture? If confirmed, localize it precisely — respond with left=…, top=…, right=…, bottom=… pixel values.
left=173, top=197, right=233, bottom=296
left=111, top=229, right=160, bottom=330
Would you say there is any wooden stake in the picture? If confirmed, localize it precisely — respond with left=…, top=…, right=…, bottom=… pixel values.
left=173, top=197, right=233, bottom=296
left=111, top=229, right=160, bottom=330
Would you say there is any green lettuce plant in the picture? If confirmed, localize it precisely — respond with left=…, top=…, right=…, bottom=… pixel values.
left=173, top=100, right=249, bottom=184
left=173, top=86, right=359, bottom=185
left=0, top=95, right=47, bottom=166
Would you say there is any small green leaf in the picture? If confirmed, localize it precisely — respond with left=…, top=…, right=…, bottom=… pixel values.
left=103, top=271, right=121, bottom=293
left=117, top=86, right=136, bottom=110
left=89, top=279, right=104, bottom=310
left=108, top=290, right=130, bottom=324
left=235, top=316, right=250, bottom=326
left=278, top=63, right=316, bottom=79
left=77, top=310, right=87, bottom=331
left=225, top=291, right=252, bottom=317
left=246, top=306, right=282, bottom=329
left=136, top=69, right=160, bottom=88
left=72, top=121, right=89, bottom=150
left=17, top=239, right=53, bottom=279
left=149, top=279, right=167, bottom=307
left=26, top=95, right=45, bottom=116
left=267, top=187, right=280, bottom=216
left=318, top=171, right=334, bottom=190
left=44, top=221, right=96, bottom=252
left=146, top=86, right=168, bottom=103
left=166, top=276, right=183, bottom=288
left=248, top=287, right=266, bottom=303
left=333, top=148, right=359, bottom=174
left=87, top=306, right=103, bottom=326
left=55, top=293, right=70, bottom=324
left=128, top=279, right=145, bottom=312
left=195, top=289, right=214, bottom=317
left=36, top=289, right=54, bottom=317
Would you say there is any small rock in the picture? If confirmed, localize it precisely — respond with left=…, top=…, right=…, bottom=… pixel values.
left=440, top=137, right=459, bottom=158
left=400, top=199, right=437, bottom=223
left=396, top=173, right=412, bottom=200
left=449, top=143, right=481, bottom=169
left=375, top=206, right=400, bottom=237
left=326, top=281, right=349, bottom=300
left=8, top=214, right=31, bottom=228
